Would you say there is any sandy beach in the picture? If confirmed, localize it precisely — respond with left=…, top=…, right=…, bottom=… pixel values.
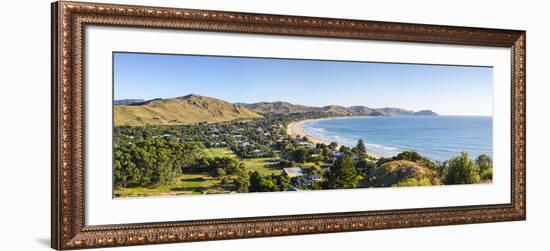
left=286, top=119, right=330, bottom=145
left=286, top=117, right=381, bottom=159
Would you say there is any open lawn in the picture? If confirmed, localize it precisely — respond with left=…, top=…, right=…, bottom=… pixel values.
left=204, top=148, right=238, bottom=158
left=114, top=173, right=228, bottom=197
left=206, top=148, right=283, bottom=176
left=297, top=162, right=318, bottom=168
left=241, top=157, right=283, bottom=176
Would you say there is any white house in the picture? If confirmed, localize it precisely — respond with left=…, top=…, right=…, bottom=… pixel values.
left=307, top=174, right=323, bottom=182
left=283, top=167, right=304, bottom=178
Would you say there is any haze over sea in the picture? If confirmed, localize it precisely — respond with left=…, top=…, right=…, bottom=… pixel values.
left=302, top=116, right=492, bottom=161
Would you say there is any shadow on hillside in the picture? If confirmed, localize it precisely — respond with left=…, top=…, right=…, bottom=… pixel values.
left=180, top=177, right=206, bottom=182
left=171, top=186, right=206, bottom=193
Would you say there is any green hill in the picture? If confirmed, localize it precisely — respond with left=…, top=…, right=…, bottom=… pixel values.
left=367, top=160, right=437, bottom=187
left=114, top=94, right=261, bottom=126
left=240, top=101, right=317, bottom=114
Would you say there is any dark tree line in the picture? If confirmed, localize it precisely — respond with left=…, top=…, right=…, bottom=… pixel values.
left=114, top=137, right=205, bottom=188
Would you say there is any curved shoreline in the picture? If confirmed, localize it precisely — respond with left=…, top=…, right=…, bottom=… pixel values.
left=286, top=117, right=381, bottom=159
left=286, top=119, right=331, bottom=145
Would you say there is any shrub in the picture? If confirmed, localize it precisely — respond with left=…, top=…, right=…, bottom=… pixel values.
left=480, top=167, right=493, bottom=181
left=443, top=152, right=480, bottom=185
left=393, top=177, right=432, bottom=187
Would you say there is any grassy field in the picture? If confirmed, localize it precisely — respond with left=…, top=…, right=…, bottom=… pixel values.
left=297, top=162, right=317, bottom=168
left=206, top=148, right=283, bottom=176
left=241, top=157, right=283, bottom=176
left=115, top=148, right=283, bottom=197
left=114, top=173, right=227, bottom=197
left=204, top=148, right=238, bottom=158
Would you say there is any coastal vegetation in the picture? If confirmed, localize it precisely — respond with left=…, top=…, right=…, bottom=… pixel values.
left=113, top=95, right=491, bottom=197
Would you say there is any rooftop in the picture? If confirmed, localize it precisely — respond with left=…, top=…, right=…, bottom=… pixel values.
left=283, top=167, right=304, bottom=178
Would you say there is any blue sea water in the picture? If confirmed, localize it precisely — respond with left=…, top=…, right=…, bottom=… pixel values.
left=302, top=116, right=492, bottom=161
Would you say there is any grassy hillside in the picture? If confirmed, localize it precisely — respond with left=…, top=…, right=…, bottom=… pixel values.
left=241, top=101, right=318, bottom=114
left=367, top=160, right=437, bottom=187
left=321, top=105, right=357, bottom=116
left=114, top=94, right=438, bottom=126
left=114, top=94, right=261, bottom=126
left=241, top=102, right=437, bottom=117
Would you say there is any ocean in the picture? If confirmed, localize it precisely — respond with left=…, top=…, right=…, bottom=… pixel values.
left=301, top=116, right=492, bottom=161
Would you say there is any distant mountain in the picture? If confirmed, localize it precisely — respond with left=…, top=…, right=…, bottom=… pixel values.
left=114, top=99, right=145, bottom=105
left=371, top=107, right=412, bottom=116
left=413, top=110, right=439, bottom=116
left=115, top=94, right=438, bottom=126
left=239, top=101, right=317, bottom=114
left=241, top=102, right=437, bottom=117
left=114, top=94, right=261, bottom=126
left=321, top=105, right=356, bottom=116
left=348, top=106, right=375, bottom=115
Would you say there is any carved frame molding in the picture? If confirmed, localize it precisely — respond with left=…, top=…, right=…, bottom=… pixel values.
left=51, top=1, right=526, bottom=249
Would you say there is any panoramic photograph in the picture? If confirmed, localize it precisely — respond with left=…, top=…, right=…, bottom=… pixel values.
left=112, top=52, right=494, bottom=198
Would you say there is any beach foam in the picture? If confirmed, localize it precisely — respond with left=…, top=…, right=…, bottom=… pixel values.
left=302, top=125, right=400, bottom=158
left=299, top=116, right=493, bottom=161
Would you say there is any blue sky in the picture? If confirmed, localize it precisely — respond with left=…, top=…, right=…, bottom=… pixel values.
left=114, top=52, right=493, bottom=116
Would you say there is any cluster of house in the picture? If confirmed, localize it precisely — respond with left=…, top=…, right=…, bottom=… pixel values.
left=294, top=136, right=316, bottom=149
left=283, top=167, right=325, bottom=189
left=168, top=122, right=289, bottom=158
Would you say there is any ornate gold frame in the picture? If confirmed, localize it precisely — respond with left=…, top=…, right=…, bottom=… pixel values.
left=51, top=1, right=526, bottom=249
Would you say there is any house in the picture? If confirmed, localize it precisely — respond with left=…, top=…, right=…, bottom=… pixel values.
left=292, top=173, right=323, bottom=187
left=285, top=187, right=300, bottom=192
left=283, top=167, right=304, bottom=178
left=298, top=141, right=315, bottom=148
left=307, top=174, right=323, bottom=182
left=212, top=141, right=227, bottom=147
left=332, top=151, right=344, bottom=158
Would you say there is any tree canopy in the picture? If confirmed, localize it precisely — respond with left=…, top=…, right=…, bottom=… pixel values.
left=354, top=139, right=367, bottom=158
left=444, top=151, right=480, bottom=185
left=325, top=153, right=359, bottom=189
left=476, top=154, right=493, bottom=180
